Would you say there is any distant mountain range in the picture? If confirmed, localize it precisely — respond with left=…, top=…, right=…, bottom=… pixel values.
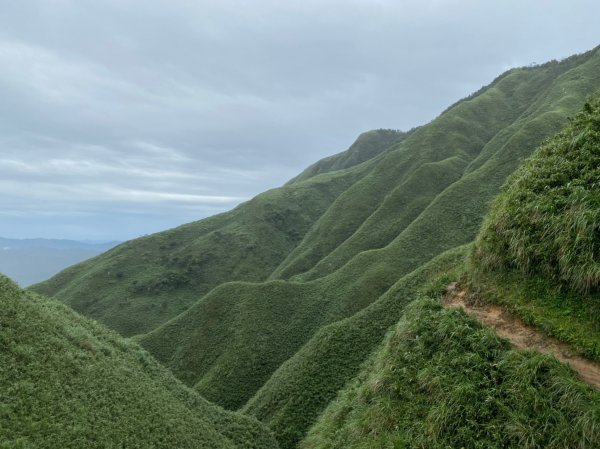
left=0, top=237, right=119, bottom=286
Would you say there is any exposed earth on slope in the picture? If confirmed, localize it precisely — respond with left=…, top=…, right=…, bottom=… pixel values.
left=444, top=282, right=600, bottom=389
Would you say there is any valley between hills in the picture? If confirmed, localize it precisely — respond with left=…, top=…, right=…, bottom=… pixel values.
left=3, top=45, right=600, bottom=448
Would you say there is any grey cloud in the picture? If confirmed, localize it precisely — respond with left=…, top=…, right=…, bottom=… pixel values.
left=0, top=0, right=599, bottom=239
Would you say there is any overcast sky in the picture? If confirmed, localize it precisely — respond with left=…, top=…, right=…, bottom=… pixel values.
left=0, top=0, right=599, bottom=241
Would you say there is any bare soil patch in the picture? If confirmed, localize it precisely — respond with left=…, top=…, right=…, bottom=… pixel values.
left=444, top=283, right=600, bottom=389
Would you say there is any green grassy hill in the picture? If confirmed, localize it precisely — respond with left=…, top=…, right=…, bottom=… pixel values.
left=242, top=246, right=467, bottom=448
left=300, top=86, right=600, bottom=449
left=141, top=47, right=600, bottom=418
left=301, top=297, right=600, bottom=449
left=269, top=52, right=597, bottom=282
left=31, top=45, right=600, bottom=449
left=465, top=91, right=600, bottom=363
left=31, top=128, right=415, bottom=338
left=473, top=93, right=600, bottom=293
left=0, top=275, right=277, bottom=449
left=31, top=166, right=362, bottom=337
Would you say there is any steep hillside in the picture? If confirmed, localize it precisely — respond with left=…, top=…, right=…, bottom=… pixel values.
left=301, top=298, right=600, bottom=449
left=140, top=48, right=600, bottom=423
left=32, top=45, right=600, bottom=449
left=0, top=275, right=277, bottom=449
left=473, top=93, right=600, bottom=293
left=32, top=166, right=363, bottom=336
left=269, top=52, right=596, bottom=282
left=242, top=246, right=467, bottom=448
left=466, top=92, right=600, bottom=363
left=296, top=90, right=600, bottom=449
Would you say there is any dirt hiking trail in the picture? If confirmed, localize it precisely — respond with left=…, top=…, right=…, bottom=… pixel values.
left=444, top=282, right=600, bottom=390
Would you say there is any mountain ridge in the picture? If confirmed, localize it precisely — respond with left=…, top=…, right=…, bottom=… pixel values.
left=29, top=45, right=600, bottom=449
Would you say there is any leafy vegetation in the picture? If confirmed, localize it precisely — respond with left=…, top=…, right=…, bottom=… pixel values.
left=0, top=275, right=277, bottom=449
left=302, top=297, right=600, bottom=449
left=473, top=92, right=600, bottom=293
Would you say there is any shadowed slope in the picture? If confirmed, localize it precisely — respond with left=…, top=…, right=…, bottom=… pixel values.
left=243, top=246, right=467, bottom=448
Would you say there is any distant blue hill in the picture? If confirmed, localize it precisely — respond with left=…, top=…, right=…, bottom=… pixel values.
left=0, top=238, right=119, bottom=287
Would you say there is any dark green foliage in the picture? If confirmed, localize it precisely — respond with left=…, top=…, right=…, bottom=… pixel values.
left=473, top=93, right=600, bottom=293
left=0, top=275, right=277, bottom=449
left=302, top=298, right=600, bottom=449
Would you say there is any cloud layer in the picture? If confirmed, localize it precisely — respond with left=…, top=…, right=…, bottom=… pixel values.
left=0, top=0, right=599, bottom=239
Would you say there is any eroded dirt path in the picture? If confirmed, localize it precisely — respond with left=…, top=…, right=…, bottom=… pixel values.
left=444, top=283, right=600, bottom=390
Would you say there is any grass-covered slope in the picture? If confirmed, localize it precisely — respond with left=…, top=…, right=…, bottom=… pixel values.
left=31, top=167, right=361, bottom=336
left=243, top=246, right=467, bottom=449
left=30, top=46, right=600, bottom=449
left=240, top=49, right=600, bottom=448
left=465, top=93, right=600, bottom=365
left=286, top=129, right=409, bottom=184
left=0, top=275, right=277, bottom=449
left=301, top=298, right=600, bottom=449
left=271, top=52, right=594, bottom=282
left=136, top=48, right=600, bottom=444
left=473, top=93, right=600, bottom=293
